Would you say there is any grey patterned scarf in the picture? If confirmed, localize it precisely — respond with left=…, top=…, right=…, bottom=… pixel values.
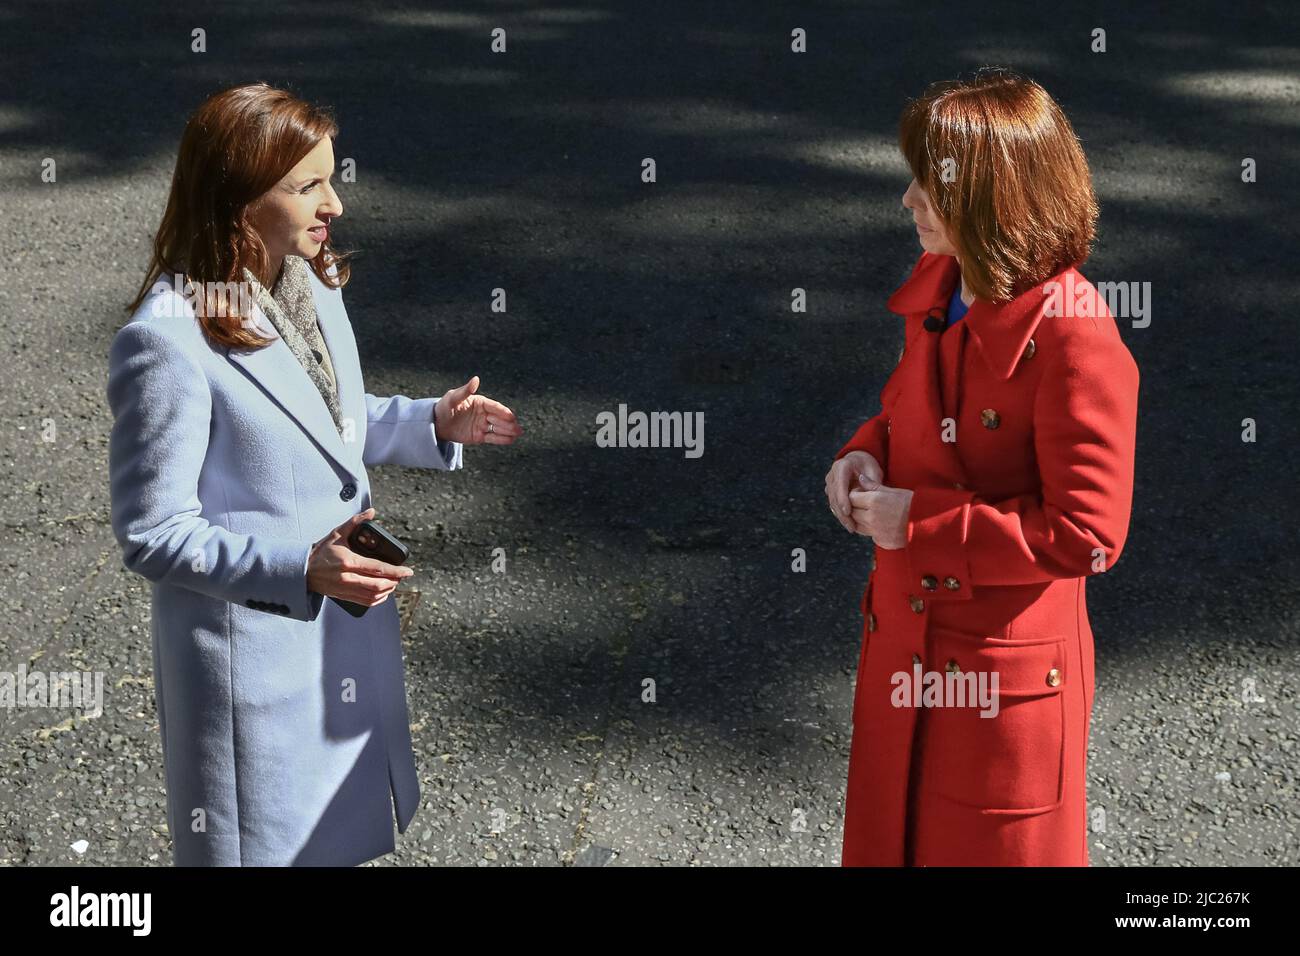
left=243, top=255, right=344, bottom=436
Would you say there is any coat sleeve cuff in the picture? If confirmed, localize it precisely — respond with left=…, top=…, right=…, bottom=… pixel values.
left=271, top=539, right=323, bottom=622
left=363, top=393, right=465, bottom=471
left=301, top=544, right=326, bottom=622
left=429, top=402, right=464, bottom=471
left=835, top=412, right=889, bottom=469
left=904, top=485, right=975, bottom=600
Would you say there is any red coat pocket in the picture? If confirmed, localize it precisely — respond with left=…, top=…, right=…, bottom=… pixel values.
left=919, top=629, right=1066, bottom=812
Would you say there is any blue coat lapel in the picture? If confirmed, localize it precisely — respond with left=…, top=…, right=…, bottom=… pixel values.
left=311, top=269, right=366, bottom=477
left=226, top=268, right=363, bottom=481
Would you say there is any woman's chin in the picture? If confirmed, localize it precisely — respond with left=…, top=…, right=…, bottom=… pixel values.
left=917, top=234, right=955, bottom=257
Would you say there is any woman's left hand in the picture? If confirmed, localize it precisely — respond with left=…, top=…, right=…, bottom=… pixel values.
left=434, top=375, right=524, bottom=445
left=848, top=485, right=914, bottom=549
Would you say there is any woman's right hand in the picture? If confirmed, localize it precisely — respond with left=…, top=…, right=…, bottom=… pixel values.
left=825, top=451, right=884, bottom=534
left=307, top=508, right=414, bottom=606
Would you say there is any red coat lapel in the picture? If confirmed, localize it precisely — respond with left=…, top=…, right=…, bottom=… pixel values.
left=887, top=251, right=1057, bottom=381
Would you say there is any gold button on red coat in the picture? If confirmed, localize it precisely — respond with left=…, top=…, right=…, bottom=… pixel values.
left=921, top=574, right=938, bottom=591
left=945, top=659, right=960, bottom=675
left=1046, top=667, right=1062, bottom=687
left=1022, top=337, right=1037, bottom=361
left=943, top=576, right=961, bottom=590
left=909, top=596, right=925, bottom=613
left=981, top=408, right=1001, bottom=429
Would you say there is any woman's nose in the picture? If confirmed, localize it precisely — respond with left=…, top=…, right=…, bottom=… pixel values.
left=324, top=185, right=343, bottom=219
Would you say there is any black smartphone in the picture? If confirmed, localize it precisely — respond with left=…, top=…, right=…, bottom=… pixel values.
left=333, top=519, right=411, bottom=618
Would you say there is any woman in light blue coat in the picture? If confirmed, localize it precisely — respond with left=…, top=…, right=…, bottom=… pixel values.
left=107, top=82, right=523, bottom=866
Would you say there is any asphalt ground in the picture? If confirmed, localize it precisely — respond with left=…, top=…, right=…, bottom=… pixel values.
left=0, top=1, right=1297, bottom=866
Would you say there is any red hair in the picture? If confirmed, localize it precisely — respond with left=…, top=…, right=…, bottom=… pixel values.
left=126, top=82, right=353, bottom=348
left=899, top=68, right=1098, bottom=302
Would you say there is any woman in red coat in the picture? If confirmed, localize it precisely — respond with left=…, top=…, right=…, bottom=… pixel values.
left=826, top=69, right=1139, bottom=866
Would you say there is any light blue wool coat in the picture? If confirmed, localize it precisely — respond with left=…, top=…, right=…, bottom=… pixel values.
left=106, top=263, right=463, bottom=866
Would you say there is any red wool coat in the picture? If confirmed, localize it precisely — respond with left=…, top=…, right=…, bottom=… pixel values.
left=836, top=251, right=1139, bottom=866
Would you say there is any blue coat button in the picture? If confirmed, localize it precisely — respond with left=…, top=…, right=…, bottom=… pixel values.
left=340, top=482, right=357, bottom=501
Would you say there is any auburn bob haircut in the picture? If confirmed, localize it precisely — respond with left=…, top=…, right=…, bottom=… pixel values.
left=126, top=82, right=353, bottom=349
left=899, top=68, right=1098, bottom=303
